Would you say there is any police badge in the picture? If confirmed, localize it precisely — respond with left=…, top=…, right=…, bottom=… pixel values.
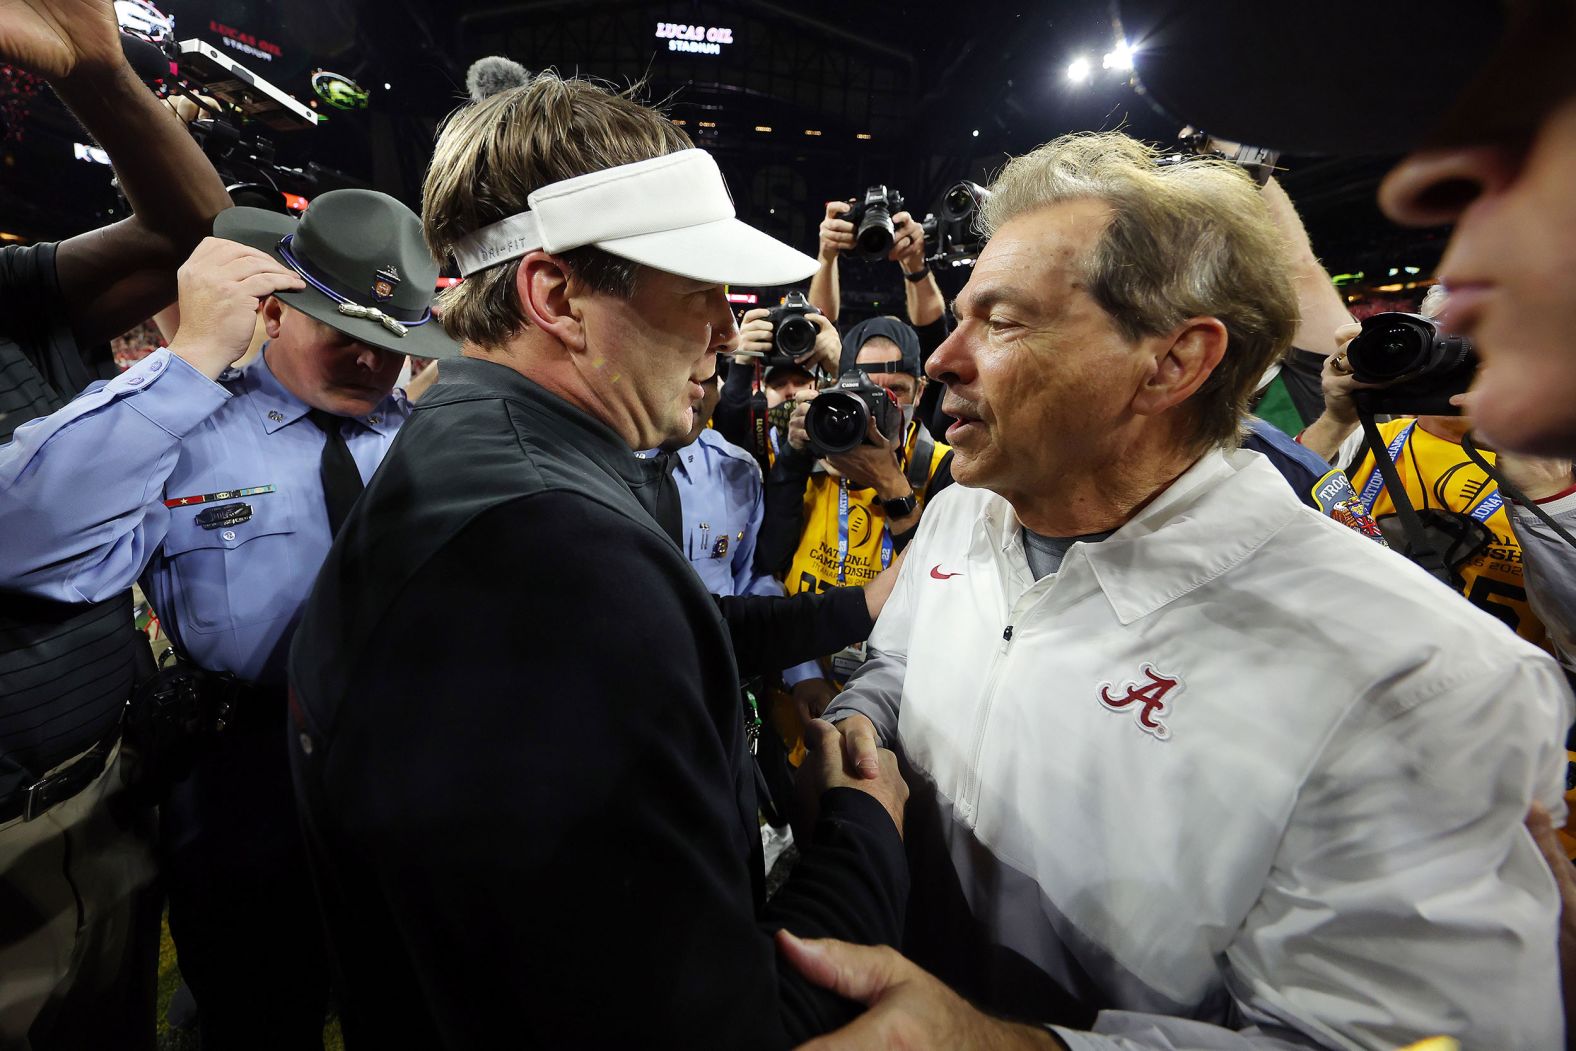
left=371, top=265, right=402, bottom=302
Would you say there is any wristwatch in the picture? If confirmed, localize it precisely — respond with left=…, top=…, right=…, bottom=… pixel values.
left=902, top=265, right=931, bottom=283
left=881, top=492, right=918, bottom=518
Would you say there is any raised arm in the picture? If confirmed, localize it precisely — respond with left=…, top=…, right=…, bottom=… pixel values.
left=3, top=0, right=233, bottom=346
left=890, top=211, right=945, bottom=328
left=0, top=240, right=301, bottom=600
left=1260, top=177, right=1352, bottom=361
left=809, top=202, right=851, bottom=322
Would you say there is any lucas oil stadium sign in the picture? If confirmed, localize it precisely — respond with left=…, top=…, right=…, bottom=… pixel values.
left=655, top=22, right=735, bottom=55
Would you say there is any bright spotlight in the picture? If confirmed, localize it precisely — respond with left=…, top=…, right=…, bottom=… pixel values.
left=1066, top=56, right=1092, bottom=83
left=1101, top=40, right=1135, bottom=71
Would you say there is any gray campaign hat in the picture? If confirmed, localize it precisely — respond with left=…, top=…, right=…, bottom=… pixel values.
left=214, top=189, right=461, bottom=360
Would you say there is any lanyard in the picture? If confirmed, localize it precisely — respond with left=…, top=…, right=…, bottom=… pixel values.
left=1358, top=419, right=1417, bottom=515
left=1465, top=481, right=1505, bottom=523
left=1358, top=419, right=1504, bottom=523
left=836, top=478, right=894, bottom=585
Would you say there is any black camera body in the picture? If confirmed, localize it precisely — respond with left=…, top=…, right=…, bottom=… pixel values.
left=805, top=369, right=905, bottom=457
left=1347, top=311, right=1478, bottom=417
left=921, top=180, right=990, bottom=267
left=845, top=185, right=907, bottom=260
left=763, top=291, right=822, bottom=367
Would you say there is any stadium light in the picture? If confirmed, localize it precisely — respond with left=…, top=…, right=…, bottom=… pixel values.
left=1101, top=40, right=1135, bottom=71
left=1066, top=56, right=1092, bottom=83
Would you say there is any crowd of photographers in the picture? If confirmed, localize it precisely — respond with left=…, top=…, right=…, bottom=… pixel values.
left=4, top=0, right=1576, bottom=1049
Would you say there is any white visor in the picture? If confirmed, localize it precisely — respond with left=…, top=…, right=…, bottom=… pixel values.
left=450, top=149, right=818, bottom=286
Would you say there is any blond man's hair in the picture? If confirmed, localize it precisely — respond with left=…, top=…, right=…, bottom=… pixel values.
left=983, top=132, right=1299, bottom=449
left=422, top=71, right=692, bottom=349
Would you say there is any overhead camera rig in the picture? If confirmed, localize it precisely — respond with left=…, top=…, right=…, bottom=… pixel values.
left=120, top=32, right=358, bottom=212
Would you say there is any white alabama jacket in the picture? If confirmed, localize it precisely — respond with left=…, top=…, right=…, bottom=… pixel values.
left=828, top=447, right=1570, bottom=1051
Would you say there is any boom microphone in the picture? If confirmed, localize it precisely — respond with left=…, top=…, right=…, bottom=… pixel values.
left=466, top=56, right=530, bottom=101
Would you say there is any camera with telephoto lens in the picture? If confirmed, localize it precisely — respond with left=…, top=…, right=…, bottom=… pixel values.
left=805, top=369, right=905, bottom=457
left=762, top=291, right=822, bottom=367
left=844, top=185, right=907, bottom=260
left=921, top=180, right=991, bottom=267
left=1347, top=311, right=1478, bottom=416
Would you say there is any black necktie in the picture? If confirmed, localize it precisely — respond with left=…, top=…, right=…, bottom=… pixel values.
left=647, top=451, right=683, bottom=546
left=307, top=409, right=365, bottom=537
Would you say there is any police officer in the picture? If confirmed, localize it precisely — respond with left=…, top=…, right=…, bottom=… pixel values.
left=643, top=371, right=796, bottom=599
left=639, top=372, right=826, bottom=832
left=0, top=2, right=234, bottom=1045
left=0, top=189, right=459, bottom=1049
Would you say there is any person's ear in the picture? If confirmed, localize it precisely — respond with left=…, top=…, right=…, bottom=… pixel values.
left=260, top=296, right=286, bottom=340
left=1130, top=317, right=1229, bottom=418
left=515, top=251, right=587, bottom=351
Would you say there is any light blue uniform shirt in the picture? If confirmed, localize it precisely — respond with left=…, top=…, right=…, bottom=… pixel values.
left=0, top=345, right=408, bottom=685
left=639, top=428, right=819, bottom=683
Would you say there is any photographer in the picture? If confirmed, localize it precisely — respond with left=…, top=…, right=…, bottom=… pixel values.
left=756, top=317, right=953, bottom=737
left=810, top=197, right=947, bottom=333
left=1, top=192, right=457, bottom=1049
left=713, top=296, right=841, bottom=468
left=1253, top=174, right=1357, bottom=428
left=1295, top=289, right=1573, bottom=651
left=0, top=0, right=233, bottom=1045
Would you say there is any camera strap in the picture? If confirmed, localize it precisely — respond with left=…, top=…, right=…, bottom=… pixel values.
left=1358, top=413, right=1451, bottom=584
left=748, top=363, right=770, bottom=465
left=1356, top=419, right=1416, bottom=514
left=837, top=479, right=894, bottom=585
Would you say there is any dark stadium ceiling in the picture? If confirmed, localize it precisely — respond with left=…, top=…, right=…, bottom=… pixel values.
left=0, top=0, right=1447, bottom=283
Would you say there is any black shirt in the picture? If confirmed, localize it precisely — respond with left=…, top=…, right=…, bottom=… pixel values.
left=288, top=356, right=908, bottom=1048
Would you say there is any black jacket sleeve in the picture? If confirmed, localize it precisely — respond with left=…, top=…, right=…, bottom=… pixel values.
left=756, top=442, right=816, bottom=577
left=715, top=587, right=872, bottom=677
left=302, top=491, right=905, bottom=1048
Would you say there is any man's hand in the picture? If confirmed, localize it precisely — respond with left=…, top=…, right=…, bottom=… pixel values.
left=819, top=201, right=855, bottom=261
left=166, top=238, right=304, bottom=380
left=0, top=0, right=125, bottom=80
left=1320, top=322, right=1375, bottom=426
left=807, top=312, right=841, bottom=375
left=736, top=307, right=776, bottom=362
left=833, top=712, right=882, bottom=780
left=888, top=211, right=927, bottom=274
left=824, top=417, right=907, bottom=497
left=791, top=677, right=839, bottom=727
left=776, top=931, right=1065, bottom=1051
left=794, top=718, right=906, bottom=841
left=787, top=389, right=819, bottom=452
left=405, top=359, right=440, bottom=403
left=1525, top=804, right=1576, bottom=1030
left=166, top=93, right=220, bottom=125
left=1297, top=321, right=1383, bottom=461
